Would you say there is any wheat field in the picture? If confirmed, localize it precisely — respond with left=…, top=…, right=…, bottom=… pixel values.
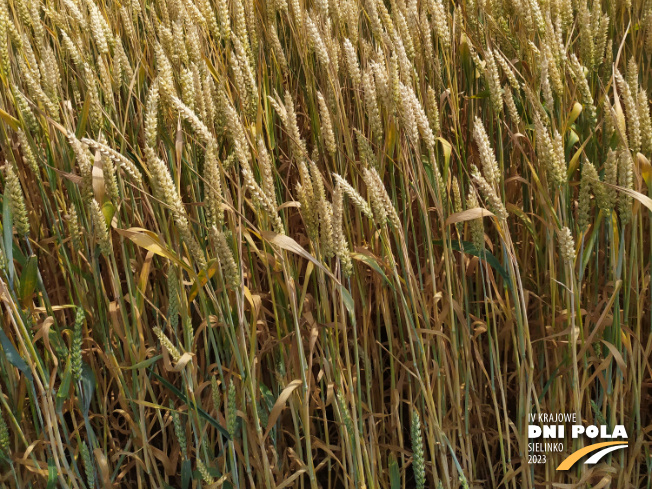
left=0, top=0, right=650, bottom=487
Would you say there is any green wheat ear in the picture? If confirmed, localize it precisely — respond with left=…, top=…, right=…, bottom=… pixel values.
left=166, top=266, right=180, bottom=331
left=80, top=442, right=94, bottom=489
left=171, top=406, right=187, bottom=458
left=227, top=380, right=237, bottom=439
left=336, top=391, right=354, bottom=438
left=211, top=377, right=221, bottom=415
left=411, top=410, right=425, bottom=489
left=0, top=412, right=9, bottom=457
left=71, top=307, right=84, bottom=383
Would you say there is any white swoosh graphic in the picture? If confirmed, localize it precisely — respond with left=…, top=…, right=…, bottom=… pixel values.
left=584, top=444, right=627, bottom=464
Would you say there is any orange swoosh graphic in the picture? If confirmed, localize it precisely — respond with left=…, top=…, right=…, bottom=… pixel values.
left=556, top=442, right=628, bottom=470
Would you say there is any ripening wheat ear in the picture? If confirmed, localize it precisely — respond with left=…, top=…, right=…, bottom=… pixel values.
left=615, top=69, right=639, bottom=152
left=180, top=67, right=195, bottom=110
left=426, top=86, right=441, bottom=134
left=484, top=49, right=503, bottom=114
left=306, top=12, right=330, bottom=67
left=95, top=141, right=119, bottom=204
left=398, top=83, right=419, bottom=144
left=557, top=227, right=575, bottom=266
left=196, top=459, right=215, bottom=484
left=297, top=161, right=318, bottom=240
left=310, top=161, right=334, bottom=258
left=268, top=20, right=287, bottom=72
left=533, top=115, right=565, bottom=190
left=355, top=129, right=375, bottom=165
left=568, top=54, right=596, bottom=125
left=493, top=50, right=519, bottom=91
left=4, top=162, right=29, bottom=237
left=154, top=326, right=182, bottom=361
left=81, top=138, right=143, bottom=186
left=361, top=70, right=383, bottom=143
left=221, top=91, right=251, bottom=167
left=409, top=88, right=435, bottom=149
left=332, top=173, right=373, bottom=219
left=145, top=81, right=209, bottom=267
left=466, top=190, right=485, bottom=251
left=332, top=183, right=353, bottom=276
left=637, top=89, right=652, bottom=154
left=257, top=136, right=275, bottom=199
left=202, top=143, right=225, bottom=229
left=471, top=165, right=508, bottom=220
left=362, top=167, right=400, bottom=230
left=618, top=149, right=634, bottom=225
left=503, top=85, right=520, bottom=125
left=13, top=91, right=38, bottom=133
left=67, top=206, right=81, bottom=252
left=210, top=226, right=239, bottom=289
left=472, top=117, right=500, bottom=187
left=343, top=38, right=360, bottom=86
left=578, top=162, right=593, bottom=233
left=317, top=92, right=337, bottom=155
left=90, top=199, right=112, bottom=256
left=145, top=82, right=160, bottom=147
left=284, top=90, right=306, bottom=159
left=241, top=163, right=285, bottom=234
left=18, top=57, right=60, bottom=121
left=144, top=145, right=207, bottom=269
left=172, top=94, right=214, bottom=144
left=231, top=37, right=259, bottom=117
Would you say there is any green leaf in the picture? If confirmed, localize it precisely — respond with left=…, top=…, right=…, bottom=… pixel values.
left=0, top=108, right=19, bottom=131
left=115, top=227, right=190, bottom=272
left=120, top=354, right=163, bottom=370
left=3, top=193, right=14, bottom=286
left=434, top=240, right=511, bottom=286
left=47, top=459, right=57, bottom=489
left=259, top=382, right=275, bottom=410
left=566, top=128, right=579, bottom=150
left=506, top=204, right=539, bottom=252
left=260, top=230, right=339, bottom=283
left=437, top=137, right=452, bottom=170
left=56, top=360, right=73, bottom=413
left=340, top=286, right=355, bottom=320
left=351, top=252, right=391, bottom=287
left=148, top=367, right=231, bottom=439
left=80, top=362, right=96, bottom=417
left=0, top=328, right=33, bottom=381
left=11, top=241, right=26, bottom=268
left=19, top=255, right=39, bottom=306
left=181, top=459, right=192, bottom=489
left=581, top=210, right=604, bottom=276
left=102, top=201, right=116, bottom=226
left=389, top=454, right=400, bottom=489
